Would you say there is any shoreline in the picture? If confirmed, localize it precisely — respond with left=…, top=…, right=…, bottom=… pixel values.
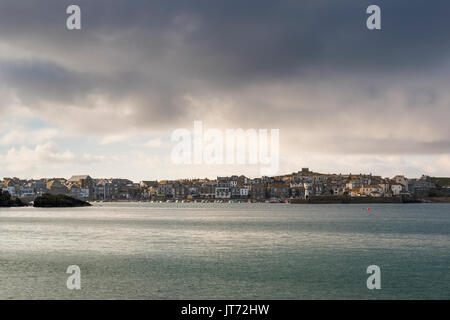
left=8, top=197, right=450, bottom=207
left=88, top=197, right=450, bottom=204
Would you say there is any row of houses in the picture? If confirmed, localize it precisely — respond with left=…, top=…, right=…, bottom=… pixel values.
left=0, top=169, right=441, bottom=202
left=0, top=175, right=136, bottom=201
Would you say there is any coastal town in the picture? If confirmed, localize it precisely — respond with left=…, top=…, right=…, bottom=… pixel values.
left=1, top=168, right=449, bottom=204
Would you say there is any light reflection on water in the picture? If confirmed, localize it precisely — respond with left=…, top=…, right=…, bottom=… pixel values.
left=0, top=203, right=449, bottom=299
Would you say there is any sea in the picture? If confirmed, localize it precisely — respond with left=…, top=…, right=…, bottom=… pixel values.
left=0, top=203, right=449, bottom=299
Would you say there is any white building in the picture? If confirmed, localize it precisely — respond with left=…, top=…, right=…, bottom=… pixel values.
left=360, top=185, right=380, bottom=196
left=393, top=175, right=408, bottom=191
left=239, top=187, right=250, bottom=197
left=215, top=187, right=231, bottom=199
left=304, top=183, right=313, bottom=197
left=391, top=184, right=403, bottom=196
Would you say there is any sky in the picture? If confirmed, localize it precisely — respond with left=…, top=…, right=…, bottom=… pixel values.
left=1, top=0, right=450, bottom=181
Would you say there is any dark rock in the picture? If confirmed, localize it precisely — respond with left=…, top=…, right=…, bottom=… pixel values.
left=33, top=194, right=91, bottom=207
left=0, top=191, right=27, bottom=207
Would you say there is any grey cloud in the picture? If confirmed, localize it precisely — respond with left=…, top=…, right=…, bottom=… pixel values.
left=0, top=60, right=95, bottom=104
left=0, top=0, right=450, bottom=154
left=2, top=0, right=450, bottom=78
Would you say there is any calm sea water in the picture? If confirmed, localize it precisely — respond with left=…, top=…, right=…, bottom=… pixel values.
left=0, top=203, right=449, bottom=299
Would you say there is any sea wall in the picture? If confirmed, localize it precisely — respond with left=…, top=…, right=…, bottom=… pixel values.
left=290, top=196, right=404, bottom=204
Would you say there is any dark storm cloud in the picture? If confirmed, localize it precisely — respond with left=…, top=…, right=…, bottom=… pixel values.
left=2, top=0, right=450, bottom=79
left=0, top=60, right=95, bottom=104
left=0, top=0, right=450, bottom=153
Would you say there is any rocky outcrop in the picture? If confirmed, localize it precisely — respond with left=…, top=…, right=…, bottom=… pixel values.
left=33, top=194, right=91, bottom=207
left=0, top=191, right=27, bottom=207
